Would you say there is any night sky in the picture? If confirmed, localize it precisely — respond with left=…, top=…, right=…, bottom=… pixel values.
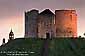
left=0, top=0, right=84, bottom=45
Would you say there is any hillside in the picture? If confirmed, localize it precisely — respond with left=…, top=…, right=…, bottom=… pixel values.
left=0, top=38, right=85, bottom=56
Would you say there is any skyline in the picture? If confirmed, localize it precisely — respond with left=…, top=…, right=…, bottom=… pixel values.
left=0, top=0, right=84, bottom=45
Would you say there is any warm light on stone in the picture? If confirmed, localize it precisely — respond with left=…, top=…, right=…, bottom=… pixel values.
left=55, top=10, right=77, bottom=37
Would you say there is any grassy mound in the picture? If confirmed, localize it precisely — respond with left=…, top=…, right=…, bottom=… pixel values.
left=0, top=38, right=85, bottom=56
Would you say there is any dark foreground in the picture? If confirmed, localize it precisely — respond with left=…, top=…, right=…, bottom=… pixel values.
left=0, top=37, right=85, bottom=56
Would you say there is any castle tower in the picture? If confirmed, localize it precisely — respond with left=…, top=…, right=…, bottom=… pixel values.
left=25, top=9, right=39, bottom=38
left=9, top=29, right=14, bottom=41
left=38, top=9, right=55, bottom=38
left=55, top=10, right=77, bottom=37
left=24, top=9, right=77, bottom=38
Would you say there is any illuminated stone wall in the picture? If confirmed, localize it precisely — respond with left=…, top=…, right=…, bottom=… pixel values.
left=55, top=10, right=77, bottom=37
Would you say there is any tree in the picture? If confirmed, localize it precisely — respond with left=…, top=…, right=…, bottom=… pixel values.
left=79, top=36, right=81, bottom=38
left=84, top=33, right=85, bottom=36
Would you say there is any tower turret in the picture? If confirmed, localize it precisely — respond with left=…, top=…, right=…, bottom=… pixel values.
left=55, top=10, right=77, bottom=37
left=25, top=9, right=39, bottom=38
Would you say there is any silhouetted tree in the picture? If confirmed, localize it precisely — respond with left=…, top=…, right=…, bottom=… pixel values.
left=84, top=33, right=85, bottom=36
left=79, top=36, right=81, bottom=38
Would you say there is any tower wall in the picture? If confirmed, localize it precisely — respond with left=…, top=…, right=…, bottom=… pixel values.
left=25, top=10, right=39, bottom=38
left=38, top=15, right=55, bottom=38
left=55, top=10, right=77, bottom=37
left=38, top=9, right=55, bottom=38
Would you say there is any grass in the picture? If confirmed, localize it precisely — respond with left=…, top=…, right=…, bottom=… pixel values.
left=0, top=37, right=85, bottom=56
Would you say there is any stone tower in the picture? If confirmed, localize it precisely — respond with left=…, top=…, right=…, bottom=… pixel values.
left=25, top=9, right=39, bottom=38
left=38, top=9, right=55, bottom=38
left=24, top=9, right=77, bottom=38
left=55, top=10, right=77, bottom=37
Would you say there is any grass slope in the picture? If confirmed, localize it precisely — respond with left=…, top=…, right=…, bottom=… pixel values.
left=0, top=38, right=85, bottom=56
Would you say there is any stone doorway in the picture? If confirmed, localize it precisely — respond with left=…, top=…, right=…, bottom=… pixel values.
left=46, top=33, right=50, bottom=39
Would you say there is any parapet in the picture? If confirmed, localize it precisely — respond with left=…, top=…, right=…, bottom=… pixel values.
left=25, top=9, right=39, bottom=14
left=55, top=10, right=76, bottom=14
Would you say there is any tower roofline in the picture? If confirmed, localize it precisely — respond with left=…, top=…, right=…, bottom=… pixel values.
left=39, top=9, right=54, bottom=15
left=55, top=10, right=76, bottom=12
left=25, top=9, right=39, bottom=13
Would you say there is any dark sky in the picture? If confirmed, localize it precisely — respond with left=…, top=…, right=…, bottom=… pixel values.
left=0, top=0, right=84, bottom=45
